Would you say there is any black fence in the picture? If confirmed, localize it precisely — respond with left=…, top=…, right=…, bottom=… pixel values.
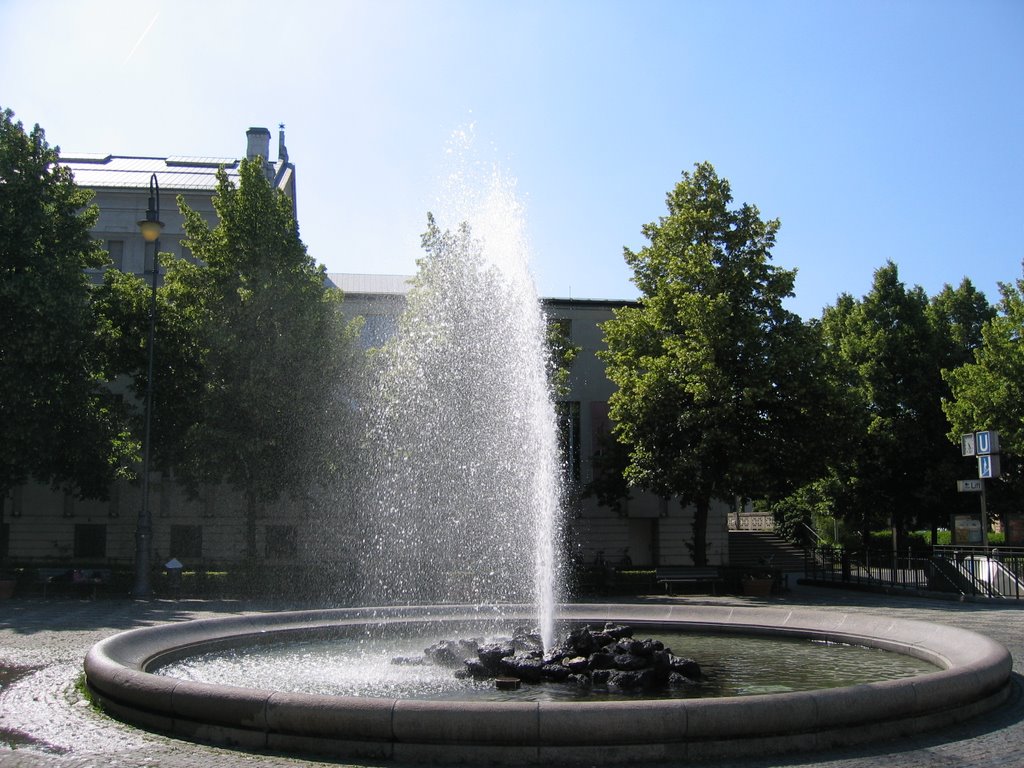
left=805, top=545, right=1024, bottom=600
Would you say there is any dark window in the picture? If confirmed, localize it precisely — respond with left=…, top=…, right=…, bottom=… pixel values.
left=0, top=522, right=9, bottom=559
left=556, top=401, right=581, bottom=486
left=265, top=525, right=297, bottom=559
left=106, top=240, right=125, bottom=270
left=169, top=525, right=203, bottom=559
left=74, top=524, right=107, bottom=559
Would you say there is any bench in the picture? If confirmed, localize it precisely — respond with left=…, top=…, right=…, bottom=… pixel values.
left=656, top=566, right=724, bottom=595
left=36, top=568, right=112, bottom=599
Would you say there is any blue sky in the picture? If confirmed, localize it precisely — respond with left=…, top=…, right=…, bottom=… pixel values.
left=2, top=0, right=1021, bottom=317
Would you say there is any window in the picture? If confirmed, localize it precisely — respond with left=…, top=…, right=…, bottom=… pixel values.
left=169, top=525, right=203, bottom=560
left=74, top=524, right=107, bottom=559
left=360, top=315, right=399, bottom=349
left=556, top=401, right=581, bottom=486
left=265, top=525, right=297, bottom=559
left=106, top=240, right=125, bottom=270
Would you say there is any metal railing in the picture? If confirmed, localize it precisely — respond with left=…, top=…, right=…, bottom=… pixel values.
left=806, top=545, right=1024, bottom=600
left=805, top=546, right=934, bottom=591
left=931, top=546, right=1024, bottom=600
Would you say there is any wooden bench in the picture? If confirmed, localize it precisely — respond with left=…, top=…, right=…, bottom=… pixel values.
left=656, top=566, right=724, bottom=595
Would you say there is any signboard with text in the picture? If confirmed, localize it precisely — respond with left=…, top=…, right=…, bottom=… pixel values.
left=953, top=515, right=983, bottom=545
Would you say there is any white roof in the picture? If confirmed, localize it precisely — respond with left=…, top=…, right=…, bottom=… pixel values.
left=328, top=273, right=413, bottom=296
left=60, top=154, right=241, bottom=191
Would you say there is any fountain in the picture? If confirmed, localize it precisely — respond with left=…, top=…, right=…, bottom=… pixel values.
left=83, top=141, right=1012, bottom=763
left=355, top=151, right=561, bottom=648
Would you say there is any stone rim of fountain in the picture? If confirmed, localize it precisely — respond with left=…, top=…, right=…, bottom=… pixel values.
left=84, top=603, right=1012, bottom=765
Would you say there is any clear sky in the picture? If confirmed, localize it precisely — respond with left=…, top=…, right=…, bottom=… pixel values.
left=2, top=0, right=1021, bottom=317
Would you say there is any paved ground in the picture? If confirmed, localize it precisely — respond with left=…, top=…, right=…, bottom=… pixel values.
left=0, top=583, right=1022, bottom=767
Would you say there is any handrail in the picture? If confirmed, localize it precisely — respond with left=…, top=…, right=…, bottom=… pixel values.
left=800, top=522, right=827, bottom=546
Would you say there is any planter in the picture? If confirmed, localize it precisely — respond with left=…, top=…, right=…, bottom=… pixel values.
left=742, top=577, right=774, bottom=597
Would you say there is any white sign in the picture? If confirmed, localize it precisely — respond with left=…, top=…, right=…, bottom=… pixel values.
left=978, top=454, right=1001, bottom=479
left=961, top=433, right=976, bottom=457
left=958, top=479, right=984, bottom=493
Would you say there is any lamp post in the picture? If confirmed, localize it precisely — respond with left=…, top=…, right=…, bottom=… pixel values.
left=131, top=174, right=163, bottom=599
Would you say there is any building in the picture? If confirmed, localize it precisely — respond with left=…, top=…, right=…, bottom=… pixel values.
left=2, top=128, right=301, bottom=572
left=332, top=274, right=730, bottom=570
left=63, top=126, right=295, bottom=282
left=1, top=129, right=729, bottom=579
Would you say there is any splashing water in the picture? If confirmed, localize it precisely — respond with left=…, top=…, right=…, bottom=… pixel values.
left=357, top=134, right=563, bottom=651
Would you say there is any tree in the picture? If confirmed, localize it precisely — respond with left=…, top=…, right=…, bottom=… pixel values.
left=0, top=108, right=134, bottom=511
left=600, top=163, right=832, bottom=564
left=546, top=317, right=580, bottom=398
left=943, top=267, right=1024, bottom=511
left=815, top=264, right=990, bottom=545
left=163, top=158, right=358, bottom=564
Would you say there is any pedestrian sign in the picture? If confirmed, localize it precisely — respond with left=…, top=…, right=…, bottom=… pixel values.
left=978, top=454, right=1001, bottom=479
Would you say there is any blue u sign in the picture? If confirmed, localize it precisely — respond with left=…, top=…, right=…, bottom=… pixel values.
left=975, top=430, right=1000, bottom=455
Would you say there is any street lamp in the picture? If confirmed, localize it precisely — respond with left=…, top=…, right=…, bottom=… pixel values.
left=131, top=173, right=163, bottom=599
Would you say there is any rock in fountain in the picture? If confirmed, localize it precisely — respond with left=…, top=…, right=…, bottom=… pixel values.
left=406, top=623, right=702, bottom=693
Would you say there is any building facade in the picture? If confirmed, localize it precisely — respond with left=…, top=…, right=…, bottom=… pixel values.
left=333, top=275, right=730, bottom=571
left=1, top=129, right=728, bottom=578
left=2, top=127, right=302, bottom=572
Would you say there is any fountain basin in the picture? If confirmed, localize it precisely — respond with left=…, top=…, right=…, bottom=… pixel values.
left=84, top=603, right=1012, bottom=764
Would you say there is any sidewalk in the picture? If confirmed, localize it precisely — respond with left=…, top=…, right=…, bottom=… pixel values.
left=1, top=584, right=1021, bottom=767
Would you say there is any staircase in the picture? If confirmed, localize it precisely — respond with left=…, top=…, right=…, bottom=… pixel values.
left=728, top=531, right=806, bottom=572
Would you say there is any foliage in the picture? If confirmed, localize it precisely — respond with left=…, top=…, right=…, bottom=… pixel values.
left=943, top=267, right=1024, bottom=511
left=153, top=159, right=359, bottom=560
left=582, top=421, right=634, bottom=514
left=600, top=162, right=834, bottom=564
left=0, top=107, right=135, bottom=504
left=546, top=317, right=580, bottom=398
left=803, top=264, right=994, bottom=544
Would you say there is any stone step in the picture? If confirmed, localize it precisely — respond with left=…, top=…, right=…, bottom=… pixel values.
left=728, top=531, right=806, bottom=571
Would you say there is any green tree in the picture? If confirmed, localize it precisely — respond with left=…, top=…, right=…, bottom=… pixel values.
left=816, top=263, right=987, bottom=545
left=546, top=318, right=580, bottom=398
left=92, top=264, right=207, bottom=475
left=164, top=159, right=358, bottom=564
left=600, top=162, right=832, bottom=564
left=0, top=108, right=134, bottom=511
left=943, top=267, right=1024, bottom=510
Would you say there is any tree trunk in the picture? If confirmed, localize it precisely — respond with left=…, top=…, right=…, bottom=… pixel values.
left=691, top=496, right=709, bottom=566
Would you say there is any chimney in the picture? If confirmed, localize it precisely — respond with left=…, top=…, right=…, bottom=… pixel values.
left=278, top=123, right=289, bottom=164
left=245, top=127, right=271, bottom=162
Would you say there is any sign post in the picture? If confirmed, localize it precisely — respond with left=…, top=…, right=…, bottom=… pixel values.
left=960, top=430, right=1000, bottom=550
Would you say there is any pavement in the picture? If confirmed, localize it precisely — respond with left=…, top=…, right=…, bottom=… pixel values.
left=0, top=582, right=1022, bottom=768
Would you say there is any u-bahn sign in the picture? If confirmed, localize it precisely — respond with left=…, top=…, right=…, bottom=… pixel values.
left=962, top=430, right=1002, bottom=478
left=962, top=430, right=1000, bottom=457
left=958, top=479, right=984, bottom=493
